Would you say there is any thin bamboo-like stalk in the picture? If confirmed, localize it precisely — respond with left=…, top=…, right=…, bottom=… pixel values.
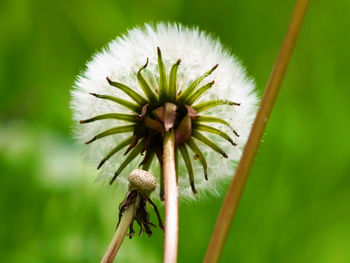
left=162, top=130, right=178, bottom=263
left=101, top=202, right=137, bottom=263
left=203, top=0, right=309, bottom=262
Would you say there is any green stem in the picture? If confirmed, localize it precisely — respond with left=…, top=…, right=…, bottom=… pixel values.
left=203, top=0, right=309, bottom=262
left=162, top=130, right=178, bottom=263
left=101, top=200, right=138, bottom=263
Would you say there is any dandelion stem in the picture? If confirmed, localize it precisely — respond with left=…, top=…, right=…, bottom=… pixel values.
left=162, top=129, right=178, bottom=263
left=203, top=0, right=309, bottom=262
left=101, top=202, right=136, bottom=263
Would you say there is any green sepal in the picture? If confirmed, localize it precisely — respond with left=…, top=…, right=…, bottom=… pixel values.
left=193, top=116, right=239, bottom=137
left=107, top=77, right=148, bottom=105
left=80, top=113, right=138, bottom=124
left=97, top=135, right=133, bottom=169
left=185, top=81, right=214, bottom=105
left=193, top=123, right=236, bottom=146
left=186, top=138, right=208, bottom=180
left=192, top=130, right=228, bottom=158
left=89, top=93, right=140, bottom=113
left=192, top=99, right=240, bottom=113
left=179, top=144, right=197, bottom=194
left=141, top=151, right=155, bottom=171
left=177, top=64, right=218, bottom=103
left=137, top=60, right=158, bottom=102
left=168, top=59, right=181, bottom=102
left=124, top=134, right=140, bottom=155
left=85, top=124, right=135, bottom=144
left=157, top=47, right=168, bottom=102
left=110, top=139, right=145, bottom=185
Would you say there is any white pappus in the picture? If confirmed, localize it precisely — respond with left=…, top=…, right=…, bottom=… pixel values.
left=71, top=23, right=258, bottom=200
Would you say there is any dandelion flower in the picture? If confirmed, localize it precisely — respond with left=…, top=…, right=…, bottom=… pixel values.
left=71, top=23, right=258, bottom=200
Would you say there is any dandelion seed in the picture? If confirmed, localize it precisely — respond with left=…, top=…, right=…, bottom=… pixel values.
left=71, top=23, right=258, bottom=200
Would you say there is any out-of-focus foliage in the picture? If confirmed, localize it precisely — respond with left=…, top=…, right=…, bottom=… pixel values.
left=1, top=0, right=349, bottom=262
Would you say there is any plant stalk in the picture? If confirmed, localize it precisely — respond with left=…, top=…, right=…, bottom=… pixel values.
left=203, top=0, right=309, bottom=262
left=101, top=202, right=137, bottom=263
left=162, top=129, right=178, bottom=263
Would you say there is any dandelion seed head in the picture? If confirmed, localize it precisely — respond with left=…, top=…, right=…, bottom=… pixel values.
left=71, top=23, right=258, bottom=200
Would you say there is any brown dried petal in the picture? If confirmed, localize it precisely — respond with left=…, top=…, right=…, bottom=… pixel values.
left=185, top=105, right=199, bottom=120
left=164, top=102, right=177, bottom=131
left=124, top=134, right=140, bottom=155
left=152, top=106, right=165, bottom=123
left=137, top=104, right=149, bottom=120
left=175, top=114, right=192, bottom=144
left=144, top=116, right=164, bottom=134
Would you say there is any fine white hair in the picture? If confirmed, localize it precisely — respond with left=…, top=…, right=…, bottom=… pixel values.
left=71, top=23, right=258, bottom=201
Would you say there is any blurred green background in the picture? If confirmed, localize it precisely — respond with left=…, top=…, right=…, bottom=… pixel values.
left=1, top=0, right=349, bottom=262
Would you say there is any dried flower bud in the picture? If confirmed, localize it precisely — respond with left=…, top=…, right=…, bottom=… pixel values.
left=128, top=169, right=157, bottom=196
left=118, top=169, right=163, bottom=237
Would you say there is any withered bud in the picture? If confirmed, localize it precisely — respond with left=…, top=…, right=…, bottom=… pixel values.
left=128, top=169, right=157, bottom=196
